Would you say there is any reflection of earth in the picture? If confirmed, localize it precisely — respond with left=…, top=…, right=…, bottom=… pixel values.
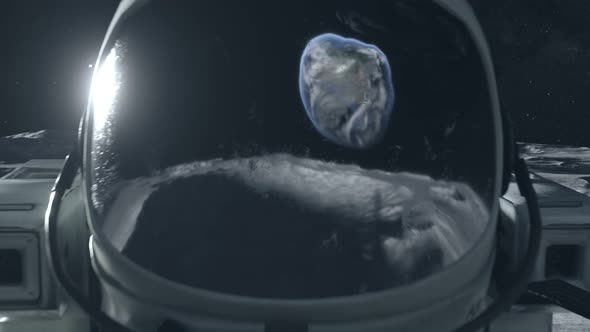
left=519, top=142, right=590, bottom=196
left=299, top=33, right=394, bottom=149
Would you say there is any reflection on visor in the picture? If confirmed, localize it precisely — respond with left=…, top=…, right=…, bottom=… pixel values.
left=87, top=0, right=498, bottom=301
left=299, top=33, right=394, bottom=149
left=102, top=154, right=488, bottom=298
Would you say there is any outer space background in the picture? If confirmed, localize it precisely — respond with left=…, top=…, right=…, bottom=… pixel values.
left=1, top=0, right=590, bottom=194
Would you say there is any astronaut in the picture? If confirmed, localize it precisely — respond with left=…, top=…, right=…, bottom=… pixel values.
left=45, top=0, right=541, bottom=331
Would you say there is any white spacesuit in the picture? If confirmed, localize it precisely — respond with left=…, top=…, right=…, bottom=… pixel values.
left=45, top=0, right=542, bottom=331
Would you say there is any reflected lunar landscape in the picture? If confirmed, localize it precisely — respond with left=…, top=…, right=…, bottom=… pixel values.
left=100, top=154, right=488, bottom=296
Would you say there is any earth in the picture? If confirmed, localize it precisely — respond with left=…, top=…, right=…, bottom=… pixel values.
left=299, top=33, right=394, bottom=149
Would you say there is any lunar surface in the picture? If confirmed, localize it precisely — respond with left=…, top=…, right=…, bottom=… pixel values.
left=2, top=131, right=588, bottom=200
left=0, top=130, right=76, bottom=164
left=101, top=154, right=488, bottom=295
left=299, top=33, right=394, bottom=149
left=519, top=142, right=590, bottom=197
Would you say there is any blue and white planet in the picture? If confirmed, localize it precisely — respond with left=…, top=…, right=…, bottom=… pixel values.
left=299, top=33, right=394, bottom=149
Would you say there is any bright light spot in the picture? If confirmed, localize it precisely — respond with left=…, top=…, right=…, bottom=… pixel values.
left=88, top=64, right=93, bottom=68
left=0, top=316, right=8, bottom=323
left=90, top=47, right=120, bottom=134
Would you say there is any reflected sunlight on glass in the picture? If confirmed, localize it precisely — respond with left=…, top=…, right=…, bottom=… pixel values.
left=90, top=46, right=120, bottom=134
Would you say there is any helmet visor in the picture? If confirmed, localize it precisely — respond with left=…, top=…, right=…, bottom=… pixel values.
left=86, top=0, right=499, bottom=299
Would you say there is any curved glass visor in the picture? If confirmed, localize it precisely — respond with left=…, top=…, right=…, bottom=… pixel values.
left=87, top=0, right=499, bottom=299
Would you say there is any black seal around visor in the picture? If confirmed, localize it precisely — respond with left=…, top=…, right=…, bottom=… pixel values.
left=87, top=0, right=498, bottom=299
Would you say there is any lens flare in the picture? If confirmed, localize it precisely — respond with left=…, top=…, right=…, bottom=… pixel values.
left=90, top=46, right=121, bottom=134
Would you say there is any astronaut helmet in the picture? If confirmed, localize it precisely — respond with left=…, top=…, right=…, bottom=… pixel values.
left=45, top=1, right=537, bottom=331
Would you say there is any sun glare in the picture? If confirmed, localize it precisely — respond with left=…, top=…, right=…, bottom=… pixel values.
left=90, top=47, right=120, bottom=134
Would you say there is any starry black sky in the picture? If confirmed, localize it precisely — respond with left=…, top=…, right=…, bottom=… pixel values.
left=0, top=1, right=119, bottom=137
left=1, top=0, right=589, bottom=146
left=471, top=0, right=590, bottom=146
